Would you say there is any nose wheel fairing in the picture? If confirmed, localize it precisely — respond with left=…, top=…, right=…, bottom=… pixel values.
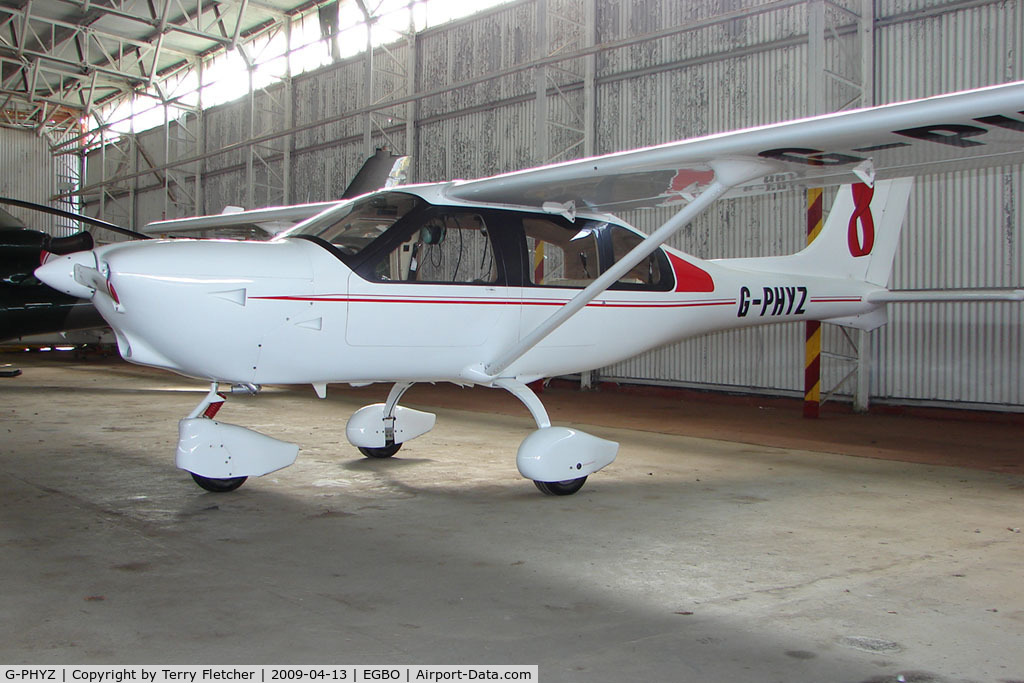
left=176, top=417, right=299, bottom=480
left=175, top=384, right=299, bottom=489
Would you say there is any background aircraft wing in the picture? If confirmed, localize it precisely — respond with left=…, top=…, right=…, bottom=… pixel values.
left=445, top=81, right=1024, bottom=212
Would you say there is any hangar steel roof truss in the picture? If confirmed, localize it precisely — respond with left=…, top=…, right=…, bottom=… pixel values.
left=0, top=0, right=299, bottom=134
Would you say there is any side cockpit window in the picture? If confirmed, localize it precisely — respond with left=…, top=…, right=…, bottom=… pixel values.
left=524, top=217, right=600, bottom=288
left=368, top=212, right=498, bottom=284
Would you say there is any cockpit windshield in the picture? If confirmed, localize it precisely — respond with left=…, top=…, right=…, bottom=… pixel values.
left=276, top=192, right=421, bottom=257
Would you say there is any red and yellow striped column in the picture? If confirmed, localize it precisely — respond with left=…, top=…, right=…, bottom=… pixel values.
left=803, top=188, right=823, bottom=419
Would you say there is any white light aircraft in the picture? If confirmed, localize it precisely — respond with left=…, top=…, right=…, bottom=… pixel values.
left=36, top=82, right=1024, bottom=495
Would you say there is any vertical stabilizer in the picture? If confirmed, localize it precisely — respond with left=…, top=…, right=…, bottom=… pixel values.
left=796, top=178, right=914, bottom=286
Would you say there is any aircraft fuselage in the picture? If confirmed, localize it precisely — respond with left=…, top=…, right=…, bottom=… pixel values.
left=38, top=185, right=878, bottom=387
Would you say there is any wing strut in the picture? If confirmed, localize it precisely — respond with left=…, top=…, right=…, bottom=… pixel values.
left=483, top=158, right=773, bottom=379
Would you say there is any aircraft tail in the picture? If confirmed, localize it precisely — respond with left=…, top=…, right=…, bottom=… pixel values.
left=716, top=178, right=913, bottom=330
left=792, top=178, right=914, bottom=287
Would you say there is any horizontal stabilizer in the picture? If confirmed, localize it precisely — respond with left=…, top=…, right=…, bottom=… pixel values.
left=868, top=289, right=1024, bottom=303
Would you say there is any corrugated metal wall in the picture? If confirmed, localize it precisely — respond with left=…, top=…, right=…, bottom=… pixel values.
left=80, top=0, right=1024, bottom=410
left=0, top=128, right=59, bottom=232
left=601, top=0, right=1024, bottom=411
left=594, top=0, right=828, bottom=396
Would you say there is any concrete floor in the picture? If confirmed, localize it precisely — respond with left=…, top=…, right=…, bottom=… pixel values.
left=1, top=352, right=1022, bottom=682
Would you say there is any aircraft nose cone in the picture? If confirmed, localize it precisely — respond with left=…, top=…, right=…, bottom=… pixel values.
left=35, top=249, right=97, bottom=299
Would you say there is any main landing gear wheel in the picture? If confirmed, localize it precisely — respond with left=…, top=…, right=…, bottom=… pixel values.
left=533, top=476, right=587, bottom=496
left=358, top=442, right=402, bottom=458
left=190, top=473, right=248, bottom=492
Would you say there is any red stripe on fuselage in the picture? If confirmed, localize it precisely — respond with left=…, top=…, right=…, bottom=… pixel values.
left=248, top=294, right=738, bottom=310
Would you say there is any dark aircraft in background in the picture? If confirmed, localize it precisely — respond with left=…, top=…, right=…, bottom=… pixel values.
left=0, top=203, right=146, bottom=344
left=1, top=148, right=410, bottom=345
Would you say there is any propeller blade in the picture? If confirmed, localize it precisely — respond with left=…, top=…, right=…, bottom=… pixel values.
left=0, top=197, right=151, bottom=241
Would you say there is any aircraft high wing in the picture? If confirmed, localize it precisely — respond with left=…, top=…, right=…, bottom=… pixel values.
left=143, top=149, right=410, bottom=239
left=34, top=81, right=1024, bottom=495
left=447, top=80, right=1024, bottom=212
left=140, top=201, right=341, bottom=240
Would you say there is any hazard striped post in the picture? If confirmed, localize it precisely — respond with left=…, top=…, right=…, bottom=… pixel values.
left=803, top=188, right=823, bottom=419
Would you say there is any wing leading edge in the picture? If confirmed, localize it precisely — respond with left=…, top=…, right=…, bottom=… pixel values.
left=142, top=201, right=341, bottom=237
left=143, top=150, right=410, bottom=237
left=445, top=81, right=1024, bottom=212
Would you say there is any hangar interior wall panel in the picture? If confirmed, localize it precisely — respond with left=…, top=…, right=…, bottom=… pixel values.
left=133, top=123, right=174, bottom=227
left=418, top=102, right=535, bottom=182
left=290, top=143, right=375, bottom=204
left=417, top=3, right=535, bottom=126
left=1, top=128, right=59, bottom=232
left=602, top=0, right=1024, bottom=411
left=201, top=99, right=250, bottom=175
left=291, top=59, right=368, bottom=150
left=78, top=0, right=1024, bottom=410
left=871, top=167, right=1024, bottom=406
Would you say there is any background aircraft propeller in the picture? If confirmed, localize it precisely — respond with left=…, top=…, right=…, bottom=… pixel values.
left=0, top=198, right=147, bottom=344
left=0, top=197, right=151, bottom=241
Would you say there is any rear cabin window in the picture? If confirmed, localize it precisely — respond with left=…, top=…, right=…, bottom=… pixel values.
left=608, top=225, right=669, bottom=290
left=524, top=217, right=600, bottom=288
left=524, top=217, right=672, bottom=291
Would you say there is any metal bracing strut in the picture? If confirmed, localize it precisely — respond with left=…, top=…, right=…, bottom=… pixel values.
left=483, top=159, right=772, bottom=379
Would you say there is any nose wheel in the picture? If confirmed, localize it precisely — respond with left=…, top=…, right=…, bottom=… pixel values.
left=190, top=473, right=247, bottom=492
left=533, top=476, right=587, bottom=496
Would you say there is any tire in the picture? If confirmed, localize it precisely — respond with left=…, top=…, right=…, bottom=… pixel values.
left=533, top=476, right=587, bottom=496
left=190, top=473, right=247, bottom=492
left=358, top=442, right=402, bottom=458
